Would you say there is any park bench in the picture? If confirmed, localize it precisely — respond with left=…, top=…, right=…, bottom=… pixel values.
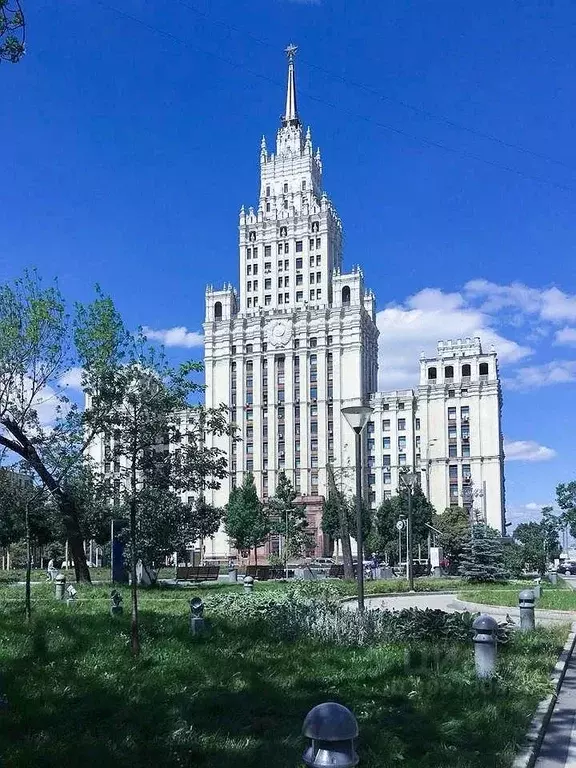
left=175, top=565, right=220, bottom=582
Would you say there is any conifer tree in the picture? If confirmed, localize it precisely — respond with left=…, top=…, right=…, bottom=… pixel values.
left=459, top=524, right=508, bottom=582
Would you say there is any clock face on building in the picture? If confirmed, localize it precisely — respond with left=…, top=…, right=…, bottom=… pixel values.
left=266, top=318, right=292, bottom=348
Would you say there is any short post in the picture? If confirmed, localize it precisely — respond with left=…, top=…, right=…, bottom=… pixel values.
left=533, top=581, right=542, bottom=599
left=302, top=702, right=359, bottom=767
left=548, top=571, right=558, bottom=586
left=189, top=597, right=205, bottom=636
left=110, top=589, right=123, bottom=616
left=54, top=573, right=66, bottom=601
left=243, top=575, right=254, bottom=594
left=65, top=584, right=78, bottom=607
left=472, top=614, right=499, bottom=679
left=519, top=589, right=536, bottom=632
left=228, top=566, right=238, bottom=583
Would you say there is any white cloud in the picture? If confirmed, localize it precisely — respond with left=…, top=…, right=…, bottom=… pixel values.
left=503, top=360, right=576, bottom=390
left=59, top=367, right=84, bottom=390
left=142, top=326, right=204, bottom=348
left=506, top=501, right=555, bottom=526
left=377, top=287, right=531, bottom=390
left=555, top=327, right=576, bottom=346
left=504, top=439, right=556, bottom=462
left=464, top=279, right=576, bottom=323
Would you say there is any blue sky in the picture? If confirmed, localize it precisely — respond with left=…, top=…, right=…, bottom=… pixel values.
left=3, top=0, right=576, bottom=527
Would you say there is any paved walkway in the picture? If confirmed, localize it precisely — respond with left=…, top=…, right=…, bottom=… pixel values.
left=534, top=576, right=576, bottom=767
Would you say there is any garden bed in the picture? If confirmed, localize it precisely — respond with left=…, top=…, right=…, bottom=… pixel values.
left=0, top=580, right=569, bottom=768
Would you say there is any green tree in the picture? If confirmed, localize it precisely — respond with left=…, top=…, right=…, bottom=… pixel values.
left=459, top=524, right=508, bottom=582
left=514, top=507, right=561, bottom=576
left=322, top=465, right=354, bottom=579
left=372, top=496, right=402, bottom=564
left=0, top=272, right=129, bottom=582
left=192, top=497, right=224, bottom=564
left=267, top=472, right=312, bottom=564
left=104, top=334, right=231, bottom=655
left=556, top=481, right=576, bottom=537
left=225, top=473, right=270, bottom=566
left=0, top=0, right=25, bottom=63
left=433, top=506, right=471, bottom=573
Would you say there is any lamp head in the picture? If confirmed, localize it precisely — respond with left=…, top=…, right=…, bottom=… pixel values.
left=341, top=405, right=374, bottom=433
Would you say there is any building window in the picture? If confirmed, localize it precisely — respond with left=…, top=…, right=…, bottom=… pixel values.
left=398, top=402, right=405, bottom=410
left=383, top=437, right=390, bottom=449
left=283, top=182, right=288, bottom=194
left=316, top=255, right=321, bottom=266
left=265, top=245, right=271, bottom=258
left=253, top=247, right=258, bottom=258
left=462, top=363, right=471, bottom=378
left=383, top=419, right=390, bottom=431
left=253, top=264, right=258, bottom=275
left=302, top=180, right=307, bottom=190
left=428, top=367, right=437, bottom=380
left=253, top=280, right=258, bottom=290
left=316, top=237, right=321, bottom=248
left=448, top=426, right=457, bottom=440
left=367, top=421, right=375, bottom=434
left=265, top=278, right=271, bottom=289
left=327, top=335, right=332, bottom=345
left=296, top=291, right=303, bottom=301
left=479, top=362, right=489, bottom=377
left=310, top=386, right=317, bottom=399
left=450, top=484, right=459, bottom=499
left=296, top=274, right=303, bottom=286
left=278, top=244, right=283, bottom=255
left=247, top=265, right=252, bottom=275
left=316, top=271, right=321, bottom=282
left=266, top=185, right=270, bottom=197
left=310, top=273, right=315, bottom=284
left=398, top=419, right=406, bottom=431
left=448, top=444, right=457, bottom=458
left=309, top=290, right=315, bottom=300
left=383, top=473, right=391, bottom=485
left=316, top=289, right=321, bottom=299
left=449, top=465, right=458, bottom=480
left=383, top=403, right=389, bottom=411
left=278, top=294, right=283, bottom=304
left=296, top=257, right=303, bottom=269
left=280, top=226, right=287, bottom=237
left=247, top=298, right=252, bottom=308
left=310, top=256, right=315, bottom=267
left=342, top=286, right=351, bottom=305
left=445, top=365, right=454, bottom=380
left=265, top=295, right=271, bottom=305
left=448, top=389, right=455, bottom=398
left=309, top=338, right=317, bottom=348
left=415, top=418, right=420, bottom=430
left=284, top=276, right=289, bottom=287
left=398, top=436, right=406, bottom=449
left=296, top=240, right=303, bottom=252
left=310, top=238, right=315, bottom=249
left=462, top=444, right=470, bottom=458
left=265, top=263, right=271, bottom=274
left=448, top=407, right=456, bottom=421
left=214, top=301, right=222, bottom=320
left=461, top=406, right=470, bottom=422
left=383, top=455, right=391, bottom=466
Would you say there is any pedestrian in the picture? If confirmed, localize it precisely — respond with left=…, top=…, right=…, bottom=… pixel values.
left=370, top=552, right=380, bottom=580
left=46, top=558, right=57, bottom=582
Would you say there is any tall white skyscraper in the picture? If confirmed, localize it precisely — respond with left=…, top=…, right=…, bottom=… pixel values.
left=203, top=47, right=379, bottom=558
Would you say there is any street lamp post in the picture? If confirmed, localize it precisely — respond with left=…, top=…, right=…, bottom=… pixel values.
left=342, top=404, right=374, bottom=613
left=399, top=472, right=417, bottom=591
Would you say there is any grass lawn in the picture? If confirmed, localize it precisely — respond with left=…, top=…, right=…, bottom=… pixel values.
left=0, top=580, right=569, bottom=768
left=458, top=579, right=576, bottom=612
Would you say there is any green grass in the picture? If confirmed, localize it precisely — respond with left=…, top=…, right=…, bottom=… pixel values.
left=458, top=581, right=576, bottom=612
left=0, top=580, right=568, bottom=768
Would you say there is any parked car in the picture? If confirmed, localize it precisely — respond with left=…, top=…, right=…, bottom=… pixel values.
left=558, top=561, right=576, bottom=575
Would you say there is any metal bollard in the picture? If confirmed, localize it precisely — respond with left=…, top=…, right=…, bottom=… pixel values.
left=533, top=580, right=542, bottom=599
left=228, top=567, right=238, bottom=583
left=243, top=575, right=254, bottom=594
left=54, top=574, right=66, bottom=601
left=519, top=589, right=536, bottom=632
left=302, top=702, right=359, bottom=767
left=110, top=589, right=123, bottom=616
left=472, top=614, right=499, bottom=679
left=189, top=597, right=205, bottom=636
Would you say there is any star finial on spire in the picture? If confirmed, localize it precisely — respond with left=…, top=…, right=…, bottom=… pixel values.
left=285, top=43, right=298, bottom=60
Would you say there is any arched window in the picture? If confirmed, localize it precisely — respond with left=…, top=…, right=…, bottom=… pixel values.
left=342, top=286, right=351, bottom=305
left=302, top=180, right=307, bottom=191
left=266, top=185, right=270, bottom=197
left=444, top=365, right=454, bottom=379
left=283, top=182, right=288, bottom=194
left=266, top=203, right=270, bottom=212
left=462, top=363, right=471, bottom=377
left=428, top=367, right=437, bottom=380
left=479, top=362, right=489, bottom=376
left=214, top=301, right=222, bottom=320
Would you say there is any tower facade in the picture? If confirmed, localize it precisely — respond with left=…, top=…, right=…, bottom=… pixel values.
left=204, top=47, right=379, bottom=558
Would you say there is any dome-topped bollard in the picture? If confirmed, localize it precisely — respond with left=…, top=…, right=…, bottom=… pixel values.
left=302, top=702, right=359, bottom=767
left=243, top=575, right=254, bottom=594
left=189, top=596, right=205, bottom=636
left=472, top=614, right=499, bottom=679
left=54, top=573, right=66, bottom=601
left=519, top=589, right=536, bottom=632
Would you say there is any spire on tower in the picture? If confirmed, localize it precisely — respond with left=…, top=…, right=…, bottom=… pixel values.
left=282, top=44, right=300, bottom=126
